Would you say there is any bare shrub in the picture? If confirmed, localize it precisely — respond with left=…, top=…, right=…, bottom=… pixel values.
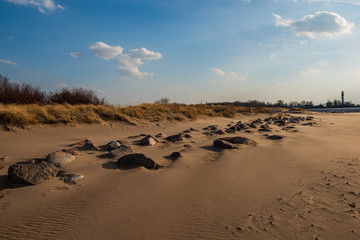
left=48, top=88, right=106, bottom=105
left=0, top=74, right=47, bottom=104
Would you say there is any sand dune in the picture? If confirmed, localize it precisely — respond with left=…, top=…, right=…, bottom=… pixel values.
left=1, top=112, right=360, bottom=239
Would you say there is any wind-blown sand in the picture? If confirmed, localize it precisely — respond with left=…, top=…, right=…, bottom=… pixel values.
left=1, top=112, right=360, bottom=239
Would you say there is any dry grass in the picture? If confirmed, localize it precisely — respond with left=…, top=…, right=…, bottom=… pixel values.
left=0, top=103, right=273, bottom=128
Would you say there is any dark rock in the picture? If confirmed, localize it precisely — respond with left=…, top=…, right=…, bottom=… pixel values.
left=214, top=139, right=239, bottom=149
left=117, top=153, right=162, bottom=170
left=184, top=134, right=192, bottom=138
left=82, top=141, right=99, bottom=151
left=249, top=123, right=257, bottom=128
left=203, top=132, right=215, bottom=136
left=183, top=130, right=191, bottom=133
left=302, top=122, right=316, bottom=126
left=140, top=135, right=157, bottom=146
left=183, top=144, right=192, bottom=148
left=221, top=136, right=257, bottom=145
left=204, top=125, right=218, bottom=130
left=170, top=152, right=183, bottom=160
left=225, top=129, right=236, bottom=133
left=73, top=139, right=99, bottom=151
left=189, top=128, right=198, bottom=131
left=61, top=148, right=81, bottom=156
left=267, top=135, right=283, bottom=140
left=155, top=133, right=163, bottom=138
left=46, top=151, right=75, bottom=167
left=8, top=161, right=59, bottom=185
left=275, top=120, right=286, bottom=126
left=108, top=145, right=135, bottom=158
left=166, top=134, right=184, bottom=143
left=0, top=156, right=7, bottom=161
left=215, top=129, right=226, bottom=135
left=306, top=116, right=314, bottom=120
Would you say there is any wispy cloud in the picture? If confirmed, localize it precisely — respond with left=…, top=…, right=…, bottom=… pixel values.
left=89, top=42, right=162, bottom=78
left=303, top=0, right=360, bottom=5
left=210, top=67, right=247, bottom=82
left=274, top=11, right=355, bottom=38
left=5, top=0, right=65, bottom=13
left=0, top=59, right=18, bottom=66
left=301, top=68, right=322, bottom=76
left=210, top=67, right=225, bottom=75
left=69, top=52, right=81, bottom=58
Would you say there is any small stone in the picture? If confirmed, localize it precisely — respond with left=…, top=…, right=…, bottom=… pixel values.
left=215, top=129, right=226, bottom=135
left=106, top=141, right=121, bottom=150
left=225, top=129, right=236, bottom=133
left=267, top=135, right=284, bottom=140
left=183, top=144, right=192, bottom=148
left=184, top=134, right=192, bottom=138
left=170, top=152, right=183, bottom=160
left=63, top=174, right=84, bottom=184
left=166, top=134, right=184, bottom=143
left=155, top=133, right=163, bottom=138
left=140, top=135, right=157, bottom=146
left=0, top=156, right=8, bottom=161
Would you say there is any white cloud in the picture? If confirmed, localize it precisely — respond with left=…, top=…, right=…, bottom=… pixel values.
left=210, top=68, right=247, bottom=82
left=5, top=0, right=64, bottom=13
left=89, top=42, right=162, bottom=78
left=0, top=59, right=18, bottom=66
left=301, top=68, right=322, bottom=76
left=274, top=11, right=355, bottom=38
left=210, top=67, right=225, bottom=75
left=130, top=48, right=162, bottom=60
left=89, top=42, right=123, bottom=60
left=69, top=52, right=81, bottom=58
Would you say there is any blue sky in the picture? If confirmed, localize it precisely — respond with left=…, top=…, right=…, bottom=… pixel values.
left=1, top=0, right=360, bottom=105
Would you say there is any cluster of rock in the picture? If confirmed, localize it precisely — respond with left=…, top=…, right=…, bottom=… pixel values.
left=7, top=140, right=92, bottom=185
left=4, top=114, right=316, bottom=187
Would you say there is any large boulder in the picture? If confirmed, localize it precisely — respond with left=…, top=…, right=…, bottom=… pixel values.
left=8, top=160, right=59, bottom=185
left=117, top=153, right=162, bottom=170
left=109, top=145, right=135, bottom=159
left=220, top=137, right=257, bottom=145
left=214, top=139, right=239, bottom=149
left=46, top=150, right=75, bottom=167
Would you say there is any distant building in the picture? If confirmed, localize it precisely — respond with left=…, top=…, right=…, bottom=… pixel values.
left=341, top=91, right=344, bottom=105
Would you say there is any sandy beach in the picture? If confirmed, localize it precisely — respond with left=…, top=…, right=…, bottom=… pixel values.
left=1, top=112, right=360, bottom=239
